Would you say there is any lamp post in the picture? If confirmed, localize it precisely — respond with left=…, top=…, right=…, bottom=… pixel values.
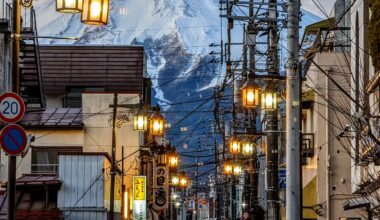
left=261, top=86, right=279, bottom=220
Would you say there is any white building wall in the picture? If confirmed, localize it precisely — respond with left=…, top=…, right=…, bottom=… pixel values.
left=58, top=154, right=107, bottom=220
left=304, top=52, right=360, bottom=219
left=349, top=0, right=375, bottom=193
left=82, top=93, right=143, bottom=203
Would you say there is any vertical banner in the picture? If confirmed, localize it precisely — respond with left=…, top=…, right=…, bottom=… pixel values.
left=133, top=176, right=147, bottom=220
left=153, top=162, right=169, bottom=211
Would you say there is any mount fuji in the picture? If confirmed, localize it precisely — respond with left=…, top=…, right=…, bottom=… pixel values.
left=32, top=0, right=321, bottom=169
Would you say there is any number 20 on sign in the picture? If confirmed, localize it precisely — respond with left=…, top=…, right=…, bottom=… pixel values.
left=0, top=92, right=25, bottom=123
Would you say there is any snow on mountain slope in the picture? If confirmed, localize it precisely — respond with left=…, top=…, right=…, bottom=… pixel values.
left=34, top=0, right=320, bottom=108
left=34, top=0, right=223, bottom=107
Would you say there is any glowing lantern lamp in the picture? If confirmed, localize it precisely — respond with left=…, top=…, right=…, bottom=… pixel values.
left=223, top=161, right=233, bottom=175
left=81, top=0, right=109, bottom=25
left=242, top=138, right=255, bottom=156
left=171, top=175, right=180, bottom=186
left=149, top=112, right=165, bottom=136
left=133, top=112, right=148, bottom=131
left=233, top=164, right=243, bottom=176
left=228, top=135, right=241, bottom=155
left=241, top=80, right=260, bottom=108
left=261, top=88, right=278, bottom=110
left=179, top=175, right=188, bottom=187
left=167, top=152, right=179, bottom=168
left=56, top=0, right=83, bottom=13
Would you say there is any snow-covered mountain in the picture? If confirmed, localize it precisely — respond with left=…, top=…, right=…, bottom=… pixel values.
left=33, top=0, right=321, bottom=166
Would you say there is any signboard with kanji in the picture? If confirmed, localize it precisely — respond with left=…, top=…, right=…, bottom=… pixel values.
left=133, top=176, right=146, bottom=200
left=153, top=163, right=169, bottom=211
left=133, top=176, right=147, bottom=220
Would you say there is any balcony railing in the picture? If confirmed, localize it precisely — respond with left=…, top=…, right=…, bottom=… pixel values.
left=31, top=164, right=59, bottom=174
left=302, top=133, right=315, bottom=165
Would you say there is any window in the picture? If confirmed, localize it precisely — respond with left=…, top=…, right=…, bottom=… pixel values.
left=31, top=146, right=82, bottom=173
left=63, top=87, right=104, bottom=108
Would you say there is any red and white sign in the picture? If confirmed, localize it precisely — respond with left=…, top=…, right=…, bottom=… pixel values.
left=0, top=92, right=25, bottom=123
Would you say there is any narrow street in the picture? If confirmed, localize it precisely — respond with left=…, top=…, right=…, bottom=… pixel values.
left=0, top=0, right=379, bottom=219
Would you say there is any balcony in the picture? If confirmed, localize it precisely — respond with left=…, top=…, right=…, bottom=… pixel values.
left=302, top=133, right=315, bottom=165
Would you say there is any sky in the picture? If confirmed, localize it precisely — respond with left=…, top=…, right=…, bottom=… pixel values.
left=301, top=0, right=336, bottom=18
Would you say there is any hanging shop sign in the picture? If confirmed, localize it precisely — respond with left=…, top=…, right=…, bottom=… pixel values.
left=132, top=176, right=147, bottom=220
left=153, top=162, right=169, bottom=211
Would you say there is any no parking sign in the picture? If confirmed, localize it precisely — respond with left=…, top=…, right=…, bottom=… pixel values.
left=0, top=92, right=27, bottom=156
left=0, top=124, right=27, bottom=156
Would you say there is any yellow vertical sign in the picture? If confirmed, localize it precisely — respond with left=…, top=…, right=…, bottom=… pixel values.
left=133, top=176, right=146, bottom=200
left=133, top=176, right=147, bottom=220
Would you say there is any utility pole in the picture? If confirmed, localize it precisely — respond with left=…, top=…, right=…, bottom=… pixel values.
left=195, top=148, right=199, bottom=220
left=212, top=121, right=220, bottom=220
left=266, top=0, right=280, bottom=219
left=8, top=0, right=21, bottom=219
left=226, top=2, right=236, bottom=219
left=121, top=146, right=125, bottom=220
left=285, top=0, right=301, bottom=219
left=110, top=93, right=118, bottom=220
left=246, top=1, right=261, bottom=219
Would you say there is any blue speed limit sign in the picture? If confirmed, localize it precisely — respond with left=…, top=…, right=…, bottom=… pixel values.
left=0, top=92, right=25, bottom=123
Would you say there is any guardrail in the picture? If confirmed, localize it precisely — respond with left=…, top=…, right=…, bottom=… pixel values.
left=31, top=164, right=59, bottom=174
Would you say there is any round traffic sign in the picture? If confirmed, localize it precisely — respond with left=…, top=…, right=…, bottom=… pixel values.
left=0, top=124, right=27, bottom=156
left=0, top=92, right=25, bottom=123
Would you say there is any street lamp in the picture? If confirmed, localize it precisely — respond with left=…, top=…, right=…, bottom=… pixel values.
left=261, top=88, right=278, bottom=110
left=223, top=161, right=242, bottom=176
left=223, top=161, right=234, bottom=175
left=167, top=152, right=179, bottom=168
left=228, top=135, right=241, bottom=155
left=149, top=111, right=165, bottom=136
left=233, top=164, right=243, bottom=176
left=56, top=0, right=83, bottom=13
left=133, top=111, right=148, bottom=131
left=179, top=175, right=189, bottom=188
left=241, top=137, right=255, bottom=156
left=241, top=80, right=260, bottom=108
left=81, top=0, right=109, bottom=25
left=171, top=175, right=180, bottom=186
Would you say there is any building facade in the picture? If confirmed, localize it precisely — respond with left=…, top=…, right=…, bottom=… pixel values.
left=346, top=0, right=380, bottom=218
left=0, top=20, right=150, bottom=218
